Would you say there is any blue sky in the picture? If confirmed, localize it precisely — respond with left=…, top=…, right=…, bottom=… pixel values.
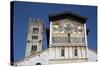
left=13, top=1, right=97, bottom=61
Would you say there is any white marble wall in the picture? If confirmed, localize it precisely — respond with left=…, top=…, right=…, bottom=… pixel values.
left=49, top=46, right=87, bottom=60
left=16, top=49, right=49, bottom=66
left=16, top=47, right=96, bottom=65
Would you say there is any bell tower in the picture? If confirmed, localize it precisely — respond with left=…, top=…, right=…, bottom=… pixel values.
left=25, top=17, right=44, bottom=57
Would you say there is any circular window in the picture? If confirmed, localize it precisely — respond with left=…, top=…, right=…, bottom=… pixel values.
left=64, top=23, right=73, bottom=33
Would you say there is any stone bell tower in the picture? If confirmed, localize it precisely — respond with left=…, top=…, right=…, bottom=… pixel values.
left=25, top=17, right=44, bottom=57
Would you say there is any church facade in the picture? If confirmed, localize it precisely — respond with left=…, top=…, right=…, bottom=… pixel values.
left=49, top=12, right=88, bottom=64
left=15, top=12, right=97, bottom=66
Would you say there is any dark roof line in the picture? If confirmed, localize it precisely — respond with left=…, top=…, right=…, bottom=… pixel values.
left=49, top=11, right=88, bottom=24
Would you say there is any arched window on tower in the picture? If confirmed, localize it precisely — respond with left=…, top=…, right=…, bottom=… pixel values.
left=31, top=45, right=37, bottom=53
left=33, top=28, right=39, bottom=34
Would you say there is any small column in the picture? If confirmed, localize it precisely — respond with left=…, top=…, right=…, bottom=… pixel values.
left=84, top=24, right=88, bottom=59
left=49, top=21, right=52, bottom=45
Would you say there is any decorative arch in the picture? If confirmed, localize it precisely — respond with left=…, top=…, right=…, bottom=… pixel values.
left=35, top=63, right=42, bottom=65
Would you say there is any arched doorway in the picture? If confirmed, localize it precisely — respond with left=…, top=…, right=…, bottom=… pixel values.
left=35, top=63, right=42, bottom=65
